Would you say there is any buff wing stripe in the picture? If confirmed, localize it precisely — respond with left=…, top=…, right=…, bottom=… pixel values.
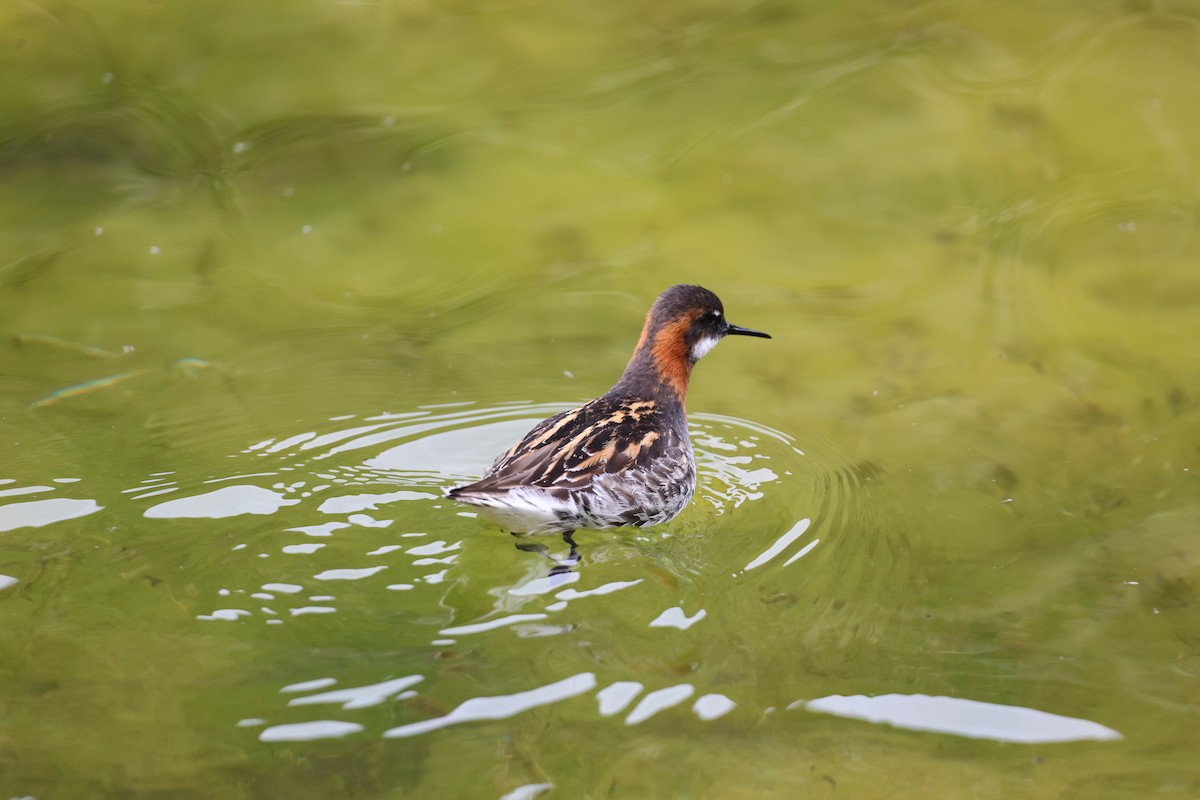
left=451, top=396, right=675, bottom=497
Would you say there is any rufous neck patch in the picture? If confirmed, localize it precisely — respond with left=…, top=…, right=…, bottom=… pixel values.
left=649, top=317, right=693, bottom=402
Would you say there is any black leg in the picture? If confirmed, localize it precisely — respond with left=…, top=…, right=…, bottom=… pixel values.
left=547, top=530, right=581, bottom=576
left=561, top=530, right=580, bottom=566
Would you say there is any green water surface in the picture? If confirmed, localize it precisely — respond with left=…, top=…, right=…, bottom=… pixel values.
left=2, top=1, right=1199, bottom=798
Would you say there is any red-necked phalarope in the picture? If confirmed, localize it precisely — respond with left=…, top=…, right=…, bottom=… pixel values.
left=449, top=284, right=770, bottom=544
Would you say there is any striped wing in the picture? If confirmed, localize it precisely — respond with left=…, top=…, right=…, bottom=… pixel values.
left=456, top=396, right=685, bottom=495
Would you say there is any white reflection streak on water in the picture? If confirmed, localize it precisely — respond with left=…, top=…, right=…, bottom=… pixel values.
left=625, top=684, right=695, bottom=725
left=693, top=694, right=736, bottom=721
left=413, top=555, right=457, bottom=566
left=509, top=571, right=581, bottom=597
left=801, top=694, right=1122, bottom=743
left=0, top=485, right=54, bottom=498
left=131, top=487, right=178, bottom=500
left=281, top=677, right=337, bottom=693
left=265, top=432, right=317, bottom=453
left=197, top=609, right=251, bottom=621
left=743, top=518, right=813, bottom=571
left=288, top=675, right=424, bottom=709
left=203, top=472, right=280, bottom=484
left=0, top=497, right=104, bottom=532
left=259, top=720, right=363, bottom=742
left=649, top=607, right=706, bottom=630
left=316, top=490, right=434, bottom=514
left=652, top=609, right=705, bottom=628
left=406, top=540, right=461, bottom=556
left=348, top=513, right=392, bottom=528
left=596, top=682, right=643, bottom=717
left=555, top=579, right=642, bottom=600
left=782, top=539, right=820, bottom=566
left=440, top=613, right=549, bottom=636
left=287, top=522, right=350, bottom=537
left=144, top=485, right=298, bottom=519
left=299, top=422, right=408, bottom=452
left=313, top=567, right=386, bottom=580
left=383, top=673, right=597, bottom=738
left=499, top=783, right=554, bottom=800
left=282, top=543, right=323, bottom=554
left=290, top=606, right=336, bottom=616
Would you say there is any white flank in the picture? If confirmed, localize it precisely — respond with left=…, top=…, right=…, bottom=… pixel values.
left=457, top=468, right=691, bottom=534
left=458, top=486, right=575, bottom=533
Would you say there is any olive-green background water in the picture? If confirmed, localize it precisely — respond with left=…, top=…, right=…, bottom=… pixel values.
left=2, top=1, right=1199, bottom=797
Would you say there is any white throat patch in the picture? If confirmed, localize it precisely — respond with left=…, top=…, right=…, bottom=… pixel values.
left=690, top=335, right=721, bottom=361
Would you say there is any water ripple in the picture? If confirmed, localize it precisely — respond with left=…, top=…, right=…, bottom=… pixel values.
left=5, top=400, right=912, bottom=746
